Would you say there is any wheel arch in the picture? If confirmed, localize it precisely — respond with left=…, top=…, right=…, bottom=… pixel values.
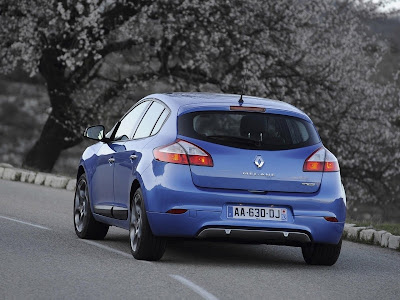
left=77, top=165, right=85, bottom=181
left=129, top=179, right=141, bottom=209
left=76, top=164, right=94, bottom=214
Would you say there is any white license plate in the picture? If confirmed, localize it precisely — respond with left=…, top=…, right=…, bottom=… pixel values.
left=227, top=206, right=287, bottom=221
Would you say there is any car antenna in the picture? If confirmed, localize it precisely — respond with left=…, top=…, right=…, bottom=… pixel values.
left=238, top=94, right=244, bottom=106
left=238, top=68, right=248, bottom=106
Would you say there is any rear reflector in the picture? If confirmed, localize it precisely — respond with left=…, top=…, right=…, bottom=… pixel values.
left=303, top=147, right=339, bottom=172
left=166, top=209, right=188, bottom=214
left=154, top=139, right=213, bottom=167
left=324, top=216, right=338, bottom=222
left=230, top=106, right=266, bottom=112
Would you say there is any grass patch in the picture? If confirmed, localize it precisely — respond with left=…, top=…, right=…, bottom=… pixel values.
left=14, top=172, right=21, bottom=182
left=347, top=219, right=400, bottom=236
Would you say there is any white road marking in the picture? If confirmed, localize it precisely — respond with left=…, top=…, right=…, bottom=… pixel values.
left=81, top=240, right=154, bottom=264
left=0, top=215, right=51, bottom=230
left=169, top=274, right=219, bottom=300
left=81, top=240, right=133, bottom=258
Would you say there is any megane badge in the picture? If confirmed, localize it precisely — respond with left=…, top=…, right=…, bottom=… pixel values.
left=254, top=155, right=264, bottom=168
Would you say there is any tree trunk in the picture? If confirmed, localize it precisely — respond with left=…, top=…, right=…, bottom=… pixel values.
left=22, top=48, right=82, bottom=172
left=22, top=110, right=81, bottom=172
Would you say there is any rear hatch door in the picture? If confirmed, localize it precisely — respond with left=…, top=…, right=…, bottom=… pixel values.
left=178, top=109, right=322, bottom=193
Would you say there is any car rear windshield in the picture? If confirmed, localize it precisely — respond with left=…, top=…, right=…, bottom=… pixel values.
left=178, top=111, right=320, bottom=150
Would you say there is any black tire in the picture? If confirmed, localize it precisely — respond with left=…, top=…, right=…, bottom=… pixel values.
left=129, top=188, right=166, bottom=261
left=302, top=239, right=342, bottom=266
left=74, top=174, right=109, bottom=239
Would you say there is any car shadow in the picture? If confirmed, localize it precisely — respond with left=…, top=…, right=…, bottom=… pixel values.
left=101, top=229, right=340, bottom=268
left=75, top=228, right=353, bottom=270
left=161, top=239, right=306, bottom=267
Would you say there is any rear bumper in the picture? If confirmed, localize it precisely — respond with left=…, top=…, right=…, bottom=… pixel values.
left=142, top=162, right=346, bottom=245
left=147, top=211, right=344, bottom=244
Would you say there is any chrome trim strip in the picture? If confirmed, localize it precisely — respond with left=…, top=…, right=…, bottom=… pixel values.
left=301, top=182, right=316, bottom=186
left=197, top=228, right=311, bottom=243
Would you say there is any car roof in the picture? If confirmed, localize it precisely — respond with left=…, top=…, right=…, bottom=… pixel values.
left=143, top=92, right=310, bottom=121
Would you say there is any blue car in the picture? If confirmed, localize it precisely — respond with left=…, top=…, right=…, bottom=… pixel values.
left=74, top=93, right=346, bottom=265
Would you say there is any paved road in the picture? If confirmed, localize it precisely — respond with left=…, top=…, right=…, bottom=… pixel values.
left=0, top=179, right=399, bottom=299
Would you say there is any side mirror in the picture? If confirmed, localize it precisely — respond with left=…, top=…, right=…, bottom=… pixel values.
left=84, top=125, right=105, bottom=141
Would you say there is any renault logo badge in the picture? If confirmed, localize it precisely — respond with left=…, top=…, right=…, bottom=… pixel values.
left=254, top=155, right=264, bottom=168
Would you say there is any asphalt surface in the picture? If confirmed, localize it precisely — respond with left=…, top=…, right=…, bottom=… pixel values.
left=0, top=179, right=399, bottom=300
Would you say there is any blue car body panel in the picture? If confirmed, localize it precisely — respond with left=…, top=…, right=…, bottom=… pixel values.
left=78, top=93, right=346, bottom=244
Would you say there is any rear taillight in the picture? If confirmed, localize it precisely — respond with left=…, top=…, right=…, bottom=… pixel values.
left=303, top=147, right=339, bottom=172
left=153, top=142, right=189, bottom=164
left=153, top=139, right=213, bottom=167
left=324, top=150, right=340, bottom=172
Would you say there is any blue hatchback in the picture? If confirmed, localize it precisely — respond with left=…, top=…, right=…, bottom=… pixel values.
left=74, top=93, right=346, bottom=265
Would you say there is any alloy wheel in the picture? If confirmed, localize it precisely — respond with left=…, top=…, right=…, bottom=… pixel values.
left=74, top=178, right=88, bottom=232
left=130, top=193, right=143, bottom=253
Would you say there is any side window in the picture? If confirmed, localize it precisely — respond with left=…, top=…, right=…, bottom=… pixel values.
left=114, top=101, right=149, bottom=140
left=151, top=109, right=169, bottom=135
left=134, top=102, right=165, bottom=139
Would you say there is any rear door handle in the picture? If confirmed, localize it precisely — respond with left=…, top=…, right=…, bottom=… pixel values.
left=130, top=154, right=138, bottom=161
left=108, top=158, right=115, bottom=164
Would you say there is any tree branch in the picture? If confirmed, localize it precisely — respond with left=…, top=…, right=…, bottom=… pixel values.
left=99, top=39, right=142, bottom=57
left=101, top=0, right=149, bottom=34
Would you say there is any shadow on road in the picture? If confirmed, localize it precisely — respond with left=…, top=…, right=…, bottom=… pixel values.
left=103, top=230, right=307, bottom=267
left=92, top=230, right=399, bottom=276
left=162, top=239, right=306, bottom=267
